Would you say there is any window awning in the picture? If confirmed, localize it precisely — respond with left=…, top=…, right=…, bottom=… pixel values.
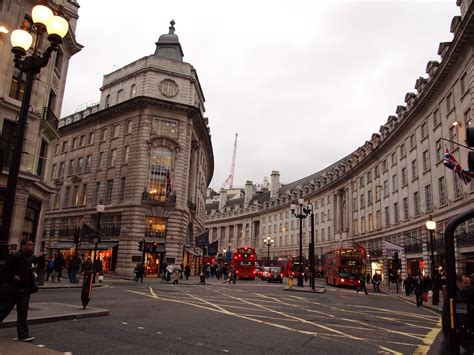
left=48, top=241, right=74, bottom=249
left=78, top=242, right=119, bottom=250
left=185, top=248, right=200, bottom=256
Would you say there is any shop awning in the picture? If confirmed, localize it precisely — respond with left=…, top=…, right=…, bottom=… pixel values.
left=78, top=242, right=119, bottom=250
left=49, top=241, right=74, bottom=249
left=185, top=248, right=200, bottom=256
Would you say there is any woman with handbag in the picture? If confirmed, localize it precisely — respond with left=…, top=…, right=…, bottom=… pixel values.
left=0, top=239, right=37, bottom=342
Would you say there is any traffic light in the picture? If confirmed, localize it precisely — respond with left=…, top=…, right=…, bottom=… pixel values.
left=467, top=127, right=474, bottom=171
left=138, top=240, right=143, bottom=252
left=152, top=242, right=158, bottom=252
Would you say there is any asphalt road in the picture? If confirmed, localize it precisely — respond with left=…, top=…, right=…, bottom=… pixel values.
left=0, top=278, right=441, bottom=354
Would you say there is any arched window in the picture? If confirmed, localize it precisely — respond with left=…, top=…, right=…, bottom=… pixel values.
left=148, top=147, right=172, bottom=202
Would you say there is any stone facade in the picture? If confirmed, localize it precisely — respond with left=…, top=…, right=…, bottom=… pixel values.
left=43, top=23, right=213, bottom=276
left=0, top=0, right=82, bottom=251
left=206, top=1, right=474, bottom=282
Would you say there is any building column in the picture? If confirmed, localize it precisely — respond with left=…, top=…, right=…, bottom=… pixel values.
left=10, top=192, right=28, bottom=246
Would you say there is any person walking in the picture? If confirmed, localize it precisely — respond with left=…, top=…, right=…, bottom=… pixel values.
left=166, top=264, right=174, bottom=282
left=228, top=267, right=236, bottom=285
left=45, top=254, right=55, bottom=282
left=184, top=264, right=191, bottom=280
left=172, top=264, right=181, bottom=284
left=356, top=274, right=368, bottom=295
left=134, top=263, right=145, bottom=283
left=0, top=240, right=37, bottom=342
left=82, top=256, right=93, bottom=279
left=35, top=252, right=46, bottom=286
left=414, top=275, right=423, bottom=307
left=53, top=253, right=65, bottom=283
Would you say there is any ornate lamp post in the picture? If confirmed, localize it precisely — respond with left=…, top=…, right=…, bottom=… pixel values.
left=93, top=202, right=105, bottom=262
left=425, top=216, right=439, bottom=305
left=0, top=4, right=69, bottom=261
left=291, top=199, right=310, bottom=287
left=263, top=236, right=274, bottom=266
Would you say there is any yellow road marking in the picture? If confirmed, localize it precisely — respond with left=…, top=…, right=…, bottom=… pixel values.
left=413, top=319, right=441, bottom=354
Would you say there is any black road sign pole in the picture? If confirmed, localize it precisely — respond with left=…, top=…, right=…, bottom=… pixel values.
left=444, top=208, right=474, bottom=355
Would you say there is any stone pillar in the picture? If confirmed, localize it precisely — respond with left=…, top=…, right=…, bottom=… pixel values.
left=10, top=191, right=28, bottom=245
left=422, top=234, right=431, bottom=276
left=270, top=171, right=280, bottom=198
left=244, top=181, right=253, bottom=207
left=219, top=189, right=227, bottom=211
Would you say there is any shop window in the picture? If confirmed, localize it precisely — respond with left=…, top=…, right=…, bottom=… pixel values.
left=36, top=139, right=48, bottom=176
left=145, top=217, right=167, bottom=238
left=148, top=147, right=172, bottom=201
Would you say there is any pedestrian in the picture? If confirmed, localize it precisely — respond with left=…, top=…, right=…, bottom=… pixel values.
left=228, top=267, right=236, bottom=285
left=365, top=273, right=371, bottom=286
left=184, top=264, right=191, bottom=280
left=71, top=255, right=81, bottom=283
left=53, top=253, right=65, bottom=283
left=172, top=264, right=181, bottom=284
left=413, top=275, right=423, bottom=307
left=35, top=252, right=46, bottom=286
left=82, top=256, right=93, bottom=278
left=356, top=274, right=368, bottom=295
left=403, top=274, right=413, bottom=296
left=372, top=273, right=381, bottom=292
left=222, top=264, right=228, bottom=281
left=180, top=263, right=184, bottom=280
left=0, top=239, right=38, bottom=342
left=93, top=258, right=103, bottom=283
left=162, top=262, right=168, bottom=281
left=45, top=254, right=55, bottom=282
left=166, top=264, right=174, bottom=282
left=134, top=263, right=145, bottom=283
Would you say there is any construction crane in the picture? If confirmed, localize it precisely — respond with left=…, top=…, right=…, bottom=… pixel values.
left=221, top=133, right=238, bottom=190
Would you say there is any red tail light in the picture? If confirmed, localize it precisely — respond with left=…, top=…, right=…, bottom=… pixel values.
left=253, top=270, right=256, bottom=274
left=280, top=274, right=283, bottom=277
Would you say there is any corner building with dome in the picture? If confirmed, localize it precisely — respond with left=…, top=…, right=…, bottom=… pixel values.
left=205, top=1, right=474, bottom=282
left=43, top=21, right=214, bottom=276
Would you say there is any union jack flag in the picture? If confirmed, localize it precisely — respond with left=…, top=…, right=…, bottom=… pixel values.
left=443, top=147, right=474, bottom=185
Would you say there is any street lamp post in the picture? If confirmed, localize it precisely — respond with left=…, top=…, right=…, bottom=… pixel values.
left=0, top=4, right=69, bottom=261
left=425, top=216, right=439, bottom=306
left=306, top=202, right=315, bottom=290
left=94, top=202, right=105, bottom=262
left=291, top=199, right=311, bottom=287
left=263, top=236, right=274, bottom=266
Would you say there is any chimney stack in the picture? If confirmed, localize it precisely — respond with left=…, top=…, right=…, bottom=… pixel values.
left=219, top=189, right=227, bottom=211
left=270, top=171, right=280, bottom=198
left=244, top=181, right=253, bottom=207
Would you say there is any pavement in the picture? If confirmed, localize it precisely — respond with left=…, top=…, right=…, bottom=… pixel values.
left=0, top=336, right=62, bottom=354
left=379, top=283, right=443, bottom=313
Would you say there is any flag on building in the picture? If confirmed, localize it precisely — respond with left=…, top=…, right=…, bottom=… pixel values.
left=355, top=242, right=366, bottom=259
left=443, top=147, right=474, bottom=185
left=207, top=240, right=219, bottom=256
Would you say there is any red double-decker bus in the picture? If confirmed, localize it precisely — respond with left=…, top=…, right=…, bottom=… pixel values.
left=323, top=248, right=364, bottom=287
left=233, top=246, right=257, bottom=280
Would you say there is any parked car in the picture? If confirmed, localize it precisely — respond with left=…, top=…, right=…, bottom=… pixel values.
left=267, top=267, right=283, bottom=283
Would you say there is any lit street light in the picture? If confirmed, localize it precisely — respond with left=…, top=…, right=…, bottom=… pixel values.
left=263, top=236, right=274, bottom=266
left=425, top=215, right=439, bottom=306
left=0, top=3, right=69, bottom=261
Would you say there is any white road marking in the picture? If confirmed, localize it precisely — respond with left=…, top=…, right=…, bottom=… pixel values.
left=138, top=326, right=144, bottom=329
left=178, top=337, right=182, bottom=340
left=197, top=343, right=203, bottom=346
left=222, top=350, right=229, bottom=353
left=37, top=345, right=45, bottom=348
left=157, top=331, right=162, bottom=334
left=122, top=322, right=128, bottom=325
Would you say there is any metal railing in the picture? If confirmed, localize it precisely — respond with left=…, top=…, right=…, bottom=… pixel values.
left=142, top=190, right=176, bottom=204
left=144, top=230, right=167, bottom=239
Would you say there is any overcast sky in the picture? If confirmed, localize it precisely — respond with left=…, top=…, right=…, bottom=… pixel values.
left=61, top=0, right=459, bottom=190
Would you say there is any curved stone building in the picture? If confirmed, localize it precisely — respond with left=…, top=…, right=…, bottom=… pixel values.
left=206, top=1, right=474, bottom=281
left=44, top=21, right=214, bottom=276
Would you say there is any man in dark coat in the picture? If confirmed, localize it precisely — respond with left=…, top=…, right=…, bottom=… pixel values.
left=0, top=240, right=36, bottom=342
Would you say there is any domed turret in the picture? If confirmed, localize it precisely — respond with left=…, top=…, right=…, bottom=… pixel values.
left=154, top=19, right=184, bottom=61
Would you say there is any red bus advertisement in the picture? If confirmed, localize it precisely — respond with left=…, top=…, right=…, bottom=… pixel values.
left=323, top=248, right=364, bottom=287
left=233, top=246, right=257, bottom=280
